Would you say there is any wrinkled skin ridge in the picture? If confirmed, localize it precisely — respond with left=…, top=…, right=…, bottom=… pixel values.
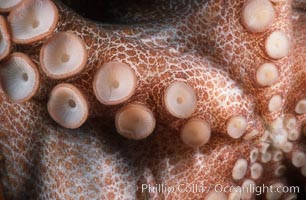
left=0, top=0, right=305, bottom=199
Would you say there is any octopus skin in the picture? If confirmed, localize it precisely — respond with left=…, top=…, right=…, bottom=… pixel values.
left=0, top=0, right=305, bottom=199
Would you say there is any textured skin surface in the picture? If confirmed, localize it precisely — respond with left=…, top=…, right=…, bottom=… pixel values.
left=0, top=0, right=305, bottom=199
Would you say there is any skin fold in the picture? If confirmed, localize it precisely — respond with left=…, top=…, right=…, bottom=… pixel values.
left=0, top=0, right=305, bottom=199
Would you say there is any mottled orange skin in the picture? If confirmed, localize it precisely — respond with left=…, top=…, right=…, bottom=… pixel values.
left=0, top=0, right=305, bottom=199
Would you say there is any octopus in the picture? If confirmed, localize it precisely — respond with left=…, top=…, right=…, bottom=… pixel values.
left=0, top=0, right=305, bottom=199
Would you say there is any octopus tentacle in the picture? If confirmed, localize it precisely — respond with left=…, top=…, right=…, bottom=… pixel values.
left=0, top=0, right=305, bottom=199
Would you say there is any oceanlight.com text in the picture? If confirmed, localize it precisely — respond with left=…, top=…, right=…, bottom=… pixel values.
left=140, top=183, right=299, bottom=196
